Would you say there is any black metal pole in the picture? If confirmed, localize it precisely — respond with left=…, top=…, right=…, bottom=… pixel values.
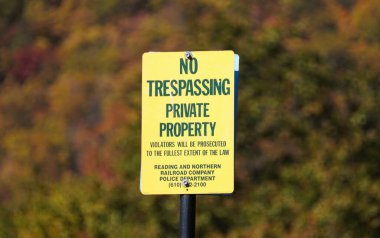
left=179, top=194, right=196, bottom=238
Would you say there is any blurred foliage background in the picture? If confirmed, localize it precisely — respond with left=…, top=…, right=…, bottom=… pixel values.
left=0, top=0, right=380, bottom=237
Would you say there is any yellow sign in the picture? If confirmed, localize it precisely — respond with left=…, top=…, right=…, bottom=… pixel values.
left=141, top=51, right=237, bottom=195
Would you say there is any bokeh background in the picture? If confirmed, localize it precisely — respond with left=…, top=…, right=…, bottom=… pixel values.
left=1, top=0, right=380, bottom=237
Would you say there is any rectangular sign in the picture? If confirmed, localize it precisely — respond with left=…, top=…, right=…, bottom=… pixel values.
left=140, top=51, right=238, bottom=195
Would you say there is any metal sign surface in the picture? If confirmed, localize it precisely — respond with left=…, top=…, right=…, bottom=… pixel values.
left=141, top=51, right=237, bottom=195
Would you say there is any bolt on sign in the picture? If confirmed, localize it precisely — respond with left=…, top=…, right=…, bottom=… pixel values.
left=141, top=51, right=239, bottom=195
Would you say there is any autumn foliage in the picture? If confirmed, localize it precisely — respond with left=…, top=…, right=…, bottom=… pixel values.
left=0, top=0, right=379, bottom=237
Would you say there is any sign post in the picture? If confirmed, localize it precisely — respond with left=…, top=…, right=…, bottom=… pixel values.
left=180, top=194, right=196, bottom=238
left=141, top=50, right=239, bottom=237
